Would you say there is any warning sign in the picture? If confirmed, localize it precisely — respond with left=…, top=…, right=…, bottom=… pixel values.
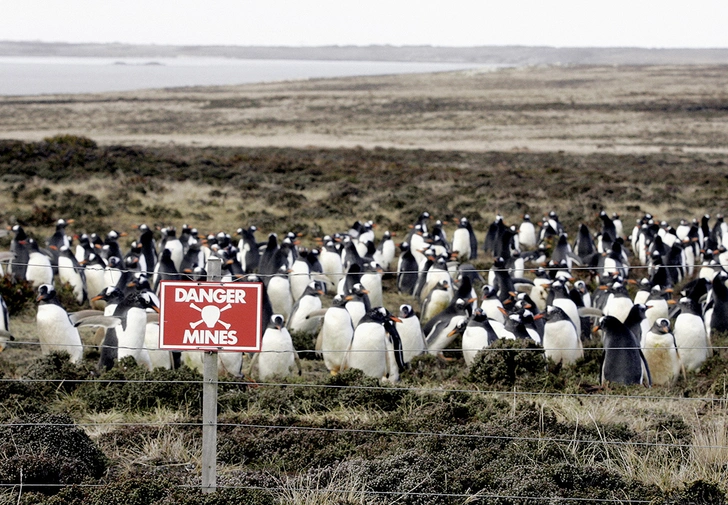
left=159, top=281, right=263, bottom=351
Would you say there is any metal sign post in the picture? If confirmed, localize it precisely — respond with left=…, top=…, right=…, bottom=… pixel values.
left=158, top=257, right=263, bottom=494
left=202, top=257, right=221, bottom=494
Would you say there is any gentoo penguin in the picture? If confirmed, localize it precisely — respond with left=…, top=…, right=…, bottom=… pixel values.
left=9, top=224, right=30, bottom=281
left=316, top=294, right=354, bottom=375
left=644, top=286, right=671, bottom=327
left=673, top=297, right=711, bottom=372
left=709, top=271, right=728, bottom=337
left=84, top=253, right=108, bottom=307
left=0, top=296, right=12, bottom=351
left=480, top=284, right=506, bottom=324
left=542, top=305, right=583, bottom=366
left=25, top=238, right=54, bottom=288
left=36, top=284, right=84, bottom=363
left=287, top=281, right=324, bottom=335
left=462, top=308, right=498, bottom=367
left=518, top=214, right=537, bottom=250
left=96, top=290, right=159, bottom=371
left=104, top=256, right=123, bottom=292
left=396, top=242, right=419, bottom=295
left=599, top=316, right=651, bottom=387
left=236, top=225, right=260, bottom=273
left=137, top=224, right=157, bottom=276
left=345, top=283, right=371, bottom=328
left=343, top=307, right=404, bottom=381
left=624, top=303, right=650, bottom=348
left=420, top=279, right=452, bottom=325
left=267, top=265, right=293, bottom=321
left=452, top=217, right=473, bottom=261
left=550, top=280, right=581, bottom=338
left=602, top=281, right=634, bottom=324
left=161, top=227, right=184, bottom=272
left=46, top=218, right=73, bottom=275
left=642, top=318, right=682, bottom=386
left=152, top=249, right=179, bottom=293
left=373, top=230, right=396, bottom=273
left=289, top=252, right=311, bottom=302
left=58, top=246, right=87, bottom=304
left=574, top=224, right=596, bottom=262
left=424, top=298, right=470, bottom=356
left=320, top=239, right=344, bottom=289
left=360, top=261, right=384, bottom=308
left=103, top=230, right=125, bottom=264
left=250, top=314, right=301, bottom=380
left=395, top=304, right=427, bottom=363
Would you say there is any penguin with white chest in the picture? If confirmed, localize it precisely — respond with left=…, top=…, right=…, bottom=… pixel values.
left=395, top=304, right=427, bottom=363
left=250, top=314, right=301, bottom=380
left=343, top=307, right=405, bottom=382
left=58, top=245, right=87, bottom=305
left=462, top=308, right=498, bottom=367
left=316, top=294, right=355, bottom=375
left=642, top=318, right=683, bottom=386
left=542, top=305, right=583, bottom=366
left=673, top=297, right=711, bottom=372
left=26, top=238, right=54, bottom=289
left=36, top=284, right=84, bottom=363
left=287, top=281, right=324, bottom=335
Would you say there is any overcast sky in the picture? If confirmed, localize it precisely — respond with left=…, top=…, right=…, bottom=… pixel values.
left=4, top=0, right=728, bottom=48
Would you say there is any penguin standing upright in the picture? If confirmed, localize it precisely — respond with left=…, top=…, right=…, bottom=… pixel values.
left=320, top=239, right=344, bottom=289
left=317, top=294, right=354, bottom=375
left=709, top=272, right=728, bottom=337
left=423, top=298, right=470, bottom=356
left=287, top=281, right=324, bottom=335
left=137, top=224, right=157, bottom=276
left=58, top=246, right=87, bottom=304
left=642, top=318, right=682, bottom=386
left=462, top=308, right=498, bottom=366
left=518, top=214, right=537, bottom=250
left=373, top=231, right=396, bottom=274
left=673, top=297, right=711, bottom=372
left=395, top=304, right=427, bottom=363
left=46, top=218, right=73, bottom=275
left=396, top=242, right=419, bottom=295
left=267, top=265, right=294, bottom=321
left=161, top=227, right=184, bottom=272
left=251, top=314, right=301, bottom=380
left=36, top=284, right=84, bottom=363
left=599, top=316, right=651, bottom=386
left=9, top=224, right=30, bottom=281
left=25, top=239, right=54, bottom=288
left=343, top=307, right=404, bottom=381
left=345, top=283, right=371, bottom=328
left=452, top=217, right=473, bottom=261
left=420, top=279, right=452, bottom=325
left=542, top=305, right=583, bottom=365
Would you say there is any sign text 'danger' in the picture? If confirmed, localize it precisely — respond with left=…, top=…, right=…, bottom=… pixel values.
left=159, top=281, right=263, bottom=352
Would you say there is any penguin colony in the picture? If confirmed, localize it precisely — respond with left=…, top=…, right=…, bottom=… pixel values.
left=3, top=210, right=728, bottom=386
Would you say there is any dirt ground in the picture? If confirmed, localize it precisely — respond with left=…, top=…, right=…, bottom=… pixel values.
left=2, top=65, right=728, bottom=154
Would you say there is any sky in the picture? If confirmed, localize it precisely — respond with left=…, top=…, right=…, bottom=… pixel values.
left=3, top=0, right=728, bottom=48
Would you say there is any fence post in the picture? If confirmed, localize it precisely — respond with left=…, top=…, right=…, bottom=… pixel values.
left=202, top=256, right=222, bottom=493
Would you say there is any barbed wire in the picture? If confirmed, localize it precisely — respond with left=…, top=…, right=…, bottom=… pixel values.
left=0, top=482, right=654, bottom=503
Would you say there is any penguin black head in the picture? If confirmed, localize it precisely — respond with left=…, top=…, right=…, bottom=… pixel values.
left=652, top=318, right=671, bottom=334
left=399, top=304, right=415, bottom=319
left=36, top=284, right=57, bottom=303
left=268, top=314, right=285, bottom=330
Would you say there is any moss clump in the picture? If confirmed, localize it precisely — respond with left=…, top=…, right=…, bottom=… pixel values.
left=0, top=274, right=36, bottom=316
left=466, top=338, right=547, bottom=387
left=76, top=357, right=203, bottom=414
left=0, top=412, right=107, bottom=493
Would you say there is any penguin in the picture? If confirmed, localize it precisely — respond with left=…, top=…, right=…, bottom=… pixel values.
left=0, top=296, right=12, bottom=352
left=236, top=225, right=260, bottom=273
left=36, top=284, right=84, bottom=363
left=420, top=279, right=452, bottom=325
left=320, top=239, right=344, bottom=289
left=642, top=318, right=682, bottom=386
left=452, top=217, right=473, bottom=261
left=152, top=248, right=179, bottom=293
left=289, top=252, right=311, bottom=302
left=250, top=314, right=301, bottom=380
left=267, top=265, right=294, bottom=321
left=644, top=286, right=671, bottom=327
left=542, top=305, right=583, bottom=366
left=83, top=253, right=108, bottom=306
left=602, top=281, right=634, bottom=324
left=574, top=224, right=596, bottom=262
left=160, top=227, right=184, bottom=272
left=8, top=224, right=30, bottom=281
left=673, top=297, right=711, bottom=372
left=316, top=294, right=355, bottom=375
left=46, top=218, right=73, bottom=275
left=25, top=238, right=54, bottom=289
left=103, top=230, right=126, bottom=264
left=395, top=304, right=427, bottom=363
left=480, top=284, right=506, bottom=324
left=343, top=307, right=404, bottom=381
left=103, top=255, right=123, bottom=292
left=624, top=303, right=650, bottom=348
left=345, top=283, right=371, bottom=328
left=179, top=239, right=205, bottom=279
left=58, top=245, right=87, bottom=304
left=95, top=290, right=160, bottom=371
left=373, top=230, right=396, bottom=273
left=518, top=214, right=537, bottom=250
left=258, top=233, right=280, bottom=280
left=424, top=298, right=470, bottom=356
left=287, top=281, right=324, bottom=335
left=709, top=271, right=728, bottom=338
left=462, top=308, right=499, bottom=366
left=599, top=316, right=651, bottom=387
left=550, top=280, right=582, bottom=338
left=396, top=241, right=419, bottom=295
left=360, top=261, right=384, bottom=308
left=137, top=224, right=157, bottom=276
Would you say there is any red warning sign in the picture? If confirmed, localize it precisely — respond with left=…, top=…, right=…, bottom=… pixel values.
left=159, top=281, right=263, bottom=351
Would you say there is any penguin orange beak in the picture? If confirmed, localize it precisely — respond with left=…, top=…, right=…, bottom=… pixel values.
left=152, top=306, right=161, bottom=314
left=498, top=306, right=509, bottom=315
left=667, top=299, right=677, bottom=305
left=467, top=297, right=477, bottom=304
left=49, top=245, right=58, bottom=250
left=447, top=327, right=461, bottom=337
left=91, top=295, right=104, bottom=302
left=533, top=313, right=544, bottom=320
left=66, top=219, right=75, bottom=224
left=390, top=316, right=402, bottom=323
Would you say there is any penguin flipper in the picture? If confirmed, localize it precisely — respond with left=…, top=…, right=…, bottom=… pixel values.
left=69, top=310, right=106, bottom=326
left=74, top=316, right=122, bottom=329
left=306, top=309, right=329, bottom=319
left=578, top=307, right=604, bottom=318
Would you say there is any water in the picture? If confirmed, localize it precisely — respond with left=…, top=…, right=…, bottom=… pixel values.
left=0, top=56, right=493, bottom=96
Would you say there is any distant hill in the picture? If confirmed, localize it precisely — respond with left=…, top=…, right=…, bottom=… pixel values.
left=3, top=41, right=728, bottom=65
